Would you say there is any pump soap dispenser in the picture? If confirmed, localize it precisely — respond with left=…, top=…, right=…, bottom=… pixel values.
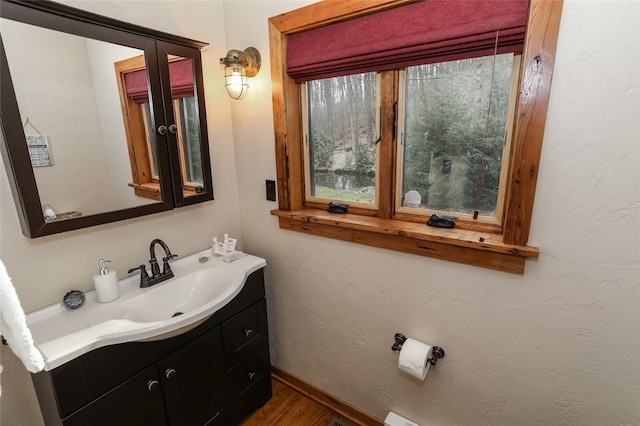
left=93, top=259, right=120, bottom=303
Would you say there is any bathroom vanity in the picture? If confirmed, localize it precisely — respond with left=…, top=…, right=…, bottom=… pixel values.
left=27, top=253, right=271, bottom=425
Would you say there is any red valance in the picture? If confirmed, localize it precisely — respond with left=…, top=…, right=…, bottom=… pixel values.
left=287, top=0, right=529, bottom=83
left=125, top=59, right=194, bottom=103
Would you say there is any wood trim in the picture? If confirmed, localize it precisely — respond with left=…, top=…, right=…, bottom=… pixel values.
left=269, top=20, right=302, bottom=211
left=376, top=71, right=398, bottom=220
left=268, top=0, right=416, bottom=212
left=503, top=0, right=564, bottom=245
left=272, top=209, right=534, bottom=274
left=129, top=182, right=162, bottom=201
left=271, top=366, right=384, bottom=426
left=115, top=55, right=154, bottom=188
left=269, top=0, right=563, bottom=272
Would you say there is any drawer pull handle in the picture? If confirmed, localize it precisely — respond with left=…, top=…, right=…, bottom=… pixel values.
left=165, top=368, right=177, bottom=380
left=147, top=380, right=160, bottom=391
left=248, top=372, right=257, bottom=381
left=244, top=329, right=254, bottom=338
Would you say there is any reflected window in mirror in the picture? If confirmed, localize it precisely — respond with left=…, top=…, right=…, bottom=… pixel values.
left=0, top=0, right=213, bottom=238
left=115, top=55, right=204, bottom=201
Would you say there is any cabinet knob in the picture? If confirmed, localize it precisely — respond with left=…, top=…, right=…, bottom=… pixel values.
left=157, top=125, right=168, bottom=135
left=168, top=124, right=178, bottom=134
left=165, top=368, right=177, bottom=380
left=248, top=372, right=257, bottom=381
left=244, top=329, right=254, bottom=338
left=147, top=380, right=160, bottom=391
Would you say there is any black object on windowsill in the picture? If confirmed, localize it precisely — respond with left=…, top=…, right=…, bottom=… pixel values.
left=427, top=214, right=456, bottom=229
left=327, top=202, right=349, bottom=214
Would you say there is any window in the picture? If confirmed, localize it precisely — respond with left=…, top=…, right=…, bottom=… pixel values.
left=304, top=53, right=520, bottom=223
left=304, top=72, right=378, bottom=206
left=115, top=55, right=204, bottom=201
left=269, top=0, right=563, bottom=274
left=397, top=54, right=520, bottom=222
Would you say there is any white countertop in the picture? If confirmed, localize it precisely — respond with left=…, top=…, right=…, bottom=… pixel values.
left=26, top=250, right=266, bottom=371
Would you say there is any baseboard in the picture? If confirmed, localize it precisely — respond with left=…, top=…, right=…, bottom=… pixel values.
left=271, top=366, right=384, bottom=426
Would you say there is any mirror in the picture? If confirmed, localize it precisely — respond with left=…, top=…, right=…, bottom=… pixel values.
left=1, top=18, right=156, bottom=217
left=0, top=0, right=213, bottom=237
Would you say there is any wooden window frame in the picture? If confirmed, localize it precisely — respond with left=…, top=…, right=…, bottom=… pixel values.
left=269, top=0, right=563, bottom=274
left=115, top=55, right=200, bottom=201
left=393, top=54, right=522, bottom=226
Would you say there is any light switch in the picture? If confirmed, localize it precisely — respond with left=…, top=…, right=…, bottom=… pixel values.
left=266, top=180, right=276, bottom=201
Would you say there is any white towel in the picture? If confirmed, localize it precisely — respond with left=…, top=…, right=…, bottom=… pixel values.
left=0, top=258, right=45, bottom=396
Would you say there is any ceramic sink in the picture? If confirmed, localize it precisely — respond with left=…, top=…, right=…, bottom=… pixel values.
left=26, top=250, right=266, bottom=370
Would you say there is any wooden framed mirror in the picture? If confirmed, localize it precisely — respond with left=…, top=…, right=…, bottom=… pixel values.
left=0, top=0, right=213, bottom=238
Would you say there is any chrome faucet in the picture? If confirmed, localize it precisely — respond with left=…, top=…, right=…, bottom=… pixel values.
left=128, top=239, right=178, bottom=288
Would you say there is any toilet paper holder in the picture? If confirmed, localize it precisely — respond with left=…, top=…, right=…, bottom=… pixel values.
left=391, top=333, right=445, bottom=366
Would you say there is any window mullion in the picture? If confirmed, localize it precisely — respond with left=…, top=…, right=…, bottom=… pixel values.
left=376, top=70, right=398, bottom=219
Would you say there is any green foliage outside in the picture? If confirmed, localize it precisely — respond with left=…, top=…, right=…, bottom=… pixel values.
left=311, top=131, right=332, bottom=170
left=307, top=56, right=514, bottom=213
left=314, top=185, right=375, bottom=204
left=182, top=96, right=203, bottom=184
left=402, top=54, right=514, bottom=216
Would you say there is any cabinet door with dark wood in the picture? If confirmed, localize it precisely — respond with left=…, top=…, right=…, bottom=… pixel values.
left=222, top=299, right=269, bottom=366
left=158, top=327, right=228, bottom=425
left=226, top=342, right=272, bottom=422
left=62, top=365, right=168, bottom=426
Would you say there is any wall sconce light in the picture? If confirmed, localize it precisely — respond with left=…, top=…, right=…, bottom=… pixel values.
left=219, top=47, right=261, bottom=100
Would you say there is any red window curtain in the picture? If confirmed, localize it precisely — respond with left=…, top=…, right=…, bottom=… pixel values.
left=287, top=0, right=529, bottom=83
left=125, top=59, right=194, bottom=104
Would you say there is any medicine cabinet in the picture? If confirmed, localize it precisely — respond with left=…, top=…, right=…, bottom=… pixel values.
left=0, top=0, right=214, bottom=238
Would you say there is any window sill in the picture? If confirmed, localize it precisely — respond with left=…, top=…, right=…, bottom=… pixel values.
left=271, top=208, right=538, bottom=274
left=129, top=182, right=163, bottom=201
left=129, top=182, right=199, bottom=201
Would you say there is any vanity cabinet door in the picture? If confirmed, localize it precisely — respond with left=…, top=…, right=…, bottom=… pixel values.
left=221, top=299, right=269, bottom=367
left=158, top=327, right=228, bottom=425
left=62, top=365, right=167, bottom=426
left=226, top=342, right=272, bottom=423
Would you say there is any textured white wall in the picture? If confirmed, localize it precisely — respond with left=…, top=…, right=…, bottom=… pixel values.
left=0, top=1, right=240, bottom=424
left=1, top=19, right=116, bottom=216
left=1, top=1, right=638, bottom=425
left=227, top=1, right=640, bottom=425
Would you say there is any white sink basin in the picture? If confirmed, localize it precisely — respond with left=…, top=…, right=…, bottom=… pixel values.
left=26, top=250, right=266, bottom=370
left=120, top=268, right=236, bottom=323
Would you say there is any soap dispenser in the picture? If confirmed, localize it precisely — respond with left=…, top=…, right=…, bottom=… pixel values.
left=93, top=259, right=120, bottom=303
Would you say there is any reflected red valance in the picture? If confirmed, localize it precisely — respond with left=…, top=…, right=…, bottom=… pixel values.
left=125, top=59, right=194, bottom=103
left=287, top=0, right=529, bottom=83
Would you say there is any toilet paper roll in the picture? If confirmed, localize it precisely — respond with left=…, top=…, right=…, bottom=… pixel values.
left=398, top=338, right=433, bottom=381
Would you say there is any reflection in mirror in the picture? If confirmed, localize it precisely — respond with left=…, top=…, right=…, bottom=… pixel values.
left=116, top=54, right=204, bottom=200
left=167, top=55, right=204, bottom=196
left=0, top=17, right=157, bottom=220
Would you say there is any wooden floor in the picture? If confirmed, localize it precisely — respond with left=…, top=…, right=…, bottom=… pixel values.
left=240, top=378, right=351, bottom=426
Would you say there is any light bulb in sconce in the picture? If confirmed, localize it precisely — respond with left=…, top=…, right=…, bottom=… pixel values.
left=227, top=67, right=247, bottom=99
left=220, top=47, right=260, bottom=100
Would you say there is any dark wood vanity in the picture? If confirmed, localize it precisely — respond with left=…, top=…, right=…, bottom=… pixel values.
left=31, top=269, right=272, bottom=425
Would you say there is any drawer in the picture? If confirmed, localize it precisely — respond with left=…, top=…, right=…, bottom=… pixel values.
left=221, top=299, right=268, bottom=367
left=226, top=343, right=272, bottom=422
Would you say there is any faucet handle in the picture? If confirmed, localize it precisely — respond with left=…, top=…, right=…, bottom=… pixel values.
left=128, top=265, right=151, bottom=287
left=161, top=254, right=178, bottom=276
